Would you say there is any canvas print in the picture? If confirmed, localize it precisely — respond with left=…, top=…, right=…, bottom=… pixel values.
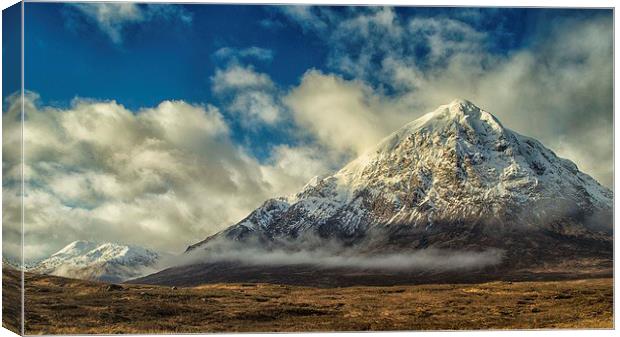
left=1, top=2, right=614, bottom=335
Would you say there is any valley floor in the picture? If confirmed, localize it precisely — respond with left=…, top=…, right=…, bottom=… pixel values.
left=3, top=269, right=613, bottom=334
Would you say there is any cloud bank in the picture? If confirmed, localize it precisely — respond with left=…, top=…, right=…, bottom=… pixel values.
left=2, top=93, right=331, bottom=260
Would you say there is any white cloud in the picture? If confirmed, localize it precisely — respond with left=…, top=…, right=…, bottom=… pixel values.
left=259, top=144, right=335, bottom=195
left=407, top=17, right=486, bottom=65
left=66, top=3, right=192, bottom=44
left=229, top=91, right=281, bottom=125
left=212, top=64, right=283, bottom=127
left=285, top=70, right=409, bottom=157
left=1, top=94, right=326, bottom=261
left=212, top=64, right=274, bottom=93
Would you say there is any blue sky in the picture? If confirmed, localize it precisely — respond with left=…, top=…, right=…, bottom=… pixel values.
left=18, top=4, right=611, bottom=159
left=24, top=4, right=319, bottom=108
left=20, top=5, right=606, bottom=104
left=2, top=2, right=20, bottom=107
left=20, top=5, right=543, bottom=105
left=2, top=4, right=613, bottom=259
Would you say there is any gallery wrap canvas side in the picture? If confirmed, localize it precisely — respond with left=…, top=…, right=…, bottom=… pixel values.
left=2, top=1, right=24, bottom=336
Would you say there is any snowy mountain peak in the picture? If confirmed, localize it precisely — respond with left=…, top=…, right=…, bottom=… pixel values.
left=410, top=99, right=505, bottom=138
left=355, top=100, right=505, bottom=158
left=188, top=100, right=612, bottom=265
left=445, top=99, right=504, bottom=127
left=332, top=99, right=512, bottom=191
left=446, top=98, right=482, bottom=113
left=52, top=240, right=98, bottom=257
left=30, top=241, right=162, bottom=282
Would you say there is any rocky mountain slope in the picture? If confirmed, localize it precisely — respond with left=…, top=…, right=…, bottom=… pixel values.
left=29, top=241, right=162, bottom=283
left=135, top=100, right=612, bottom=286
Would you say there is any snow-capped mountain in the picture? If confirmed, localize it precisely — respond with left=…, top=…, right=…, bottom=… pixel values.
left=188, top=99, right=612, bottom=261
left=29, top=241, right=162, bottom=283
left=135, top=99, right=612, bottom=286
left=2, top=257, right=21, bottom=270
left=3, top=256, right=41, bottom=271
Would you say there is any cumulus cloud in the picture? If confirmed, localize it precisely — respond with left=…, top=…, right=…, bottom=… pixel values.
left=1, top=93, right=327, bottom=261
left=279, top=7, right=613, bottom=187
left=259, top=144, right=335, bottom=194
left=212, top=64, right=274, bottom=95
left=212, top=64, right=283, bottom=127
left=65, top=3, right=193, bottom=44
left=2, top=94, right=24, bottom=264
left=285, top=70, right=411, bottom=157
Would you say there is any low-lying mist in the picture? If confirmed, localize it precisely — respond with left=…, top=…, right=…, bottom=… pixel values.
left=156, top=235, right=504, bottom=272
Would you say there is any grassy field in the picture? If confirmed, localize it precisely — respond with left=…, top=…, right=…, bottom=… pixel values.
left=2, top=269, right=613, bottom=334
left=2, top=267, right=22, bottom=334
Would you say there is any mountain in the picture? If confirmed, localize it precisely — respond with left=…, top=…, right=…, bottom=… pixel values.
left=29, top=241, right=162, bottom=283
left=134, top=99, right=612, bottom=286
left=2, top=256, right=41, bottom=271
left=2, top=257, right=21, bottom=270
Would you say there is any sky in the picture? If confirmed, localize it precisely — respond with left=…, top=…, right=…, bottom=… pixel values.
left=2, top=3, right=613, bottom=261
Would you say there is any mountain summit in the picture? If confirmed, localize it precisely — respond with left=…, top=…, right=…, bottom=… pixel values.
left=137, top=100, right=612, bottom=286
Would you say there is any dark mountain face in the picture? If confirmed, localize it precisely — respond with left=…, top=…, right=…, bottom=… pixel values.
left=133, top=100, right=612, bottom=287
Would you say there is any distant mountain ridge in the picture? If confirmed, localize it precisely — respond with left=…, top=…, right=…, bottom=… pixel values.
left=29, top=241, right=162, bottom=283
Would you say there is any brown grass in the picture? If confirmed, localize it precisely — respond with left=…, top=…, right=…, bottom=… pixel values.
left=3, top=269, right=613, bottom=334
left=2, top=267, right=22, bottom=334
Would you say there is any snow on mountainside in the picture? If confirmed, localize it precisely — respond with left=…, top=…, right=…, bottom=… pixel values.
left=188, top=99, right=612, bottom=261
left=2, top=257, right=22, bottom=270
left=29, top=241, right=162, bottom=283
